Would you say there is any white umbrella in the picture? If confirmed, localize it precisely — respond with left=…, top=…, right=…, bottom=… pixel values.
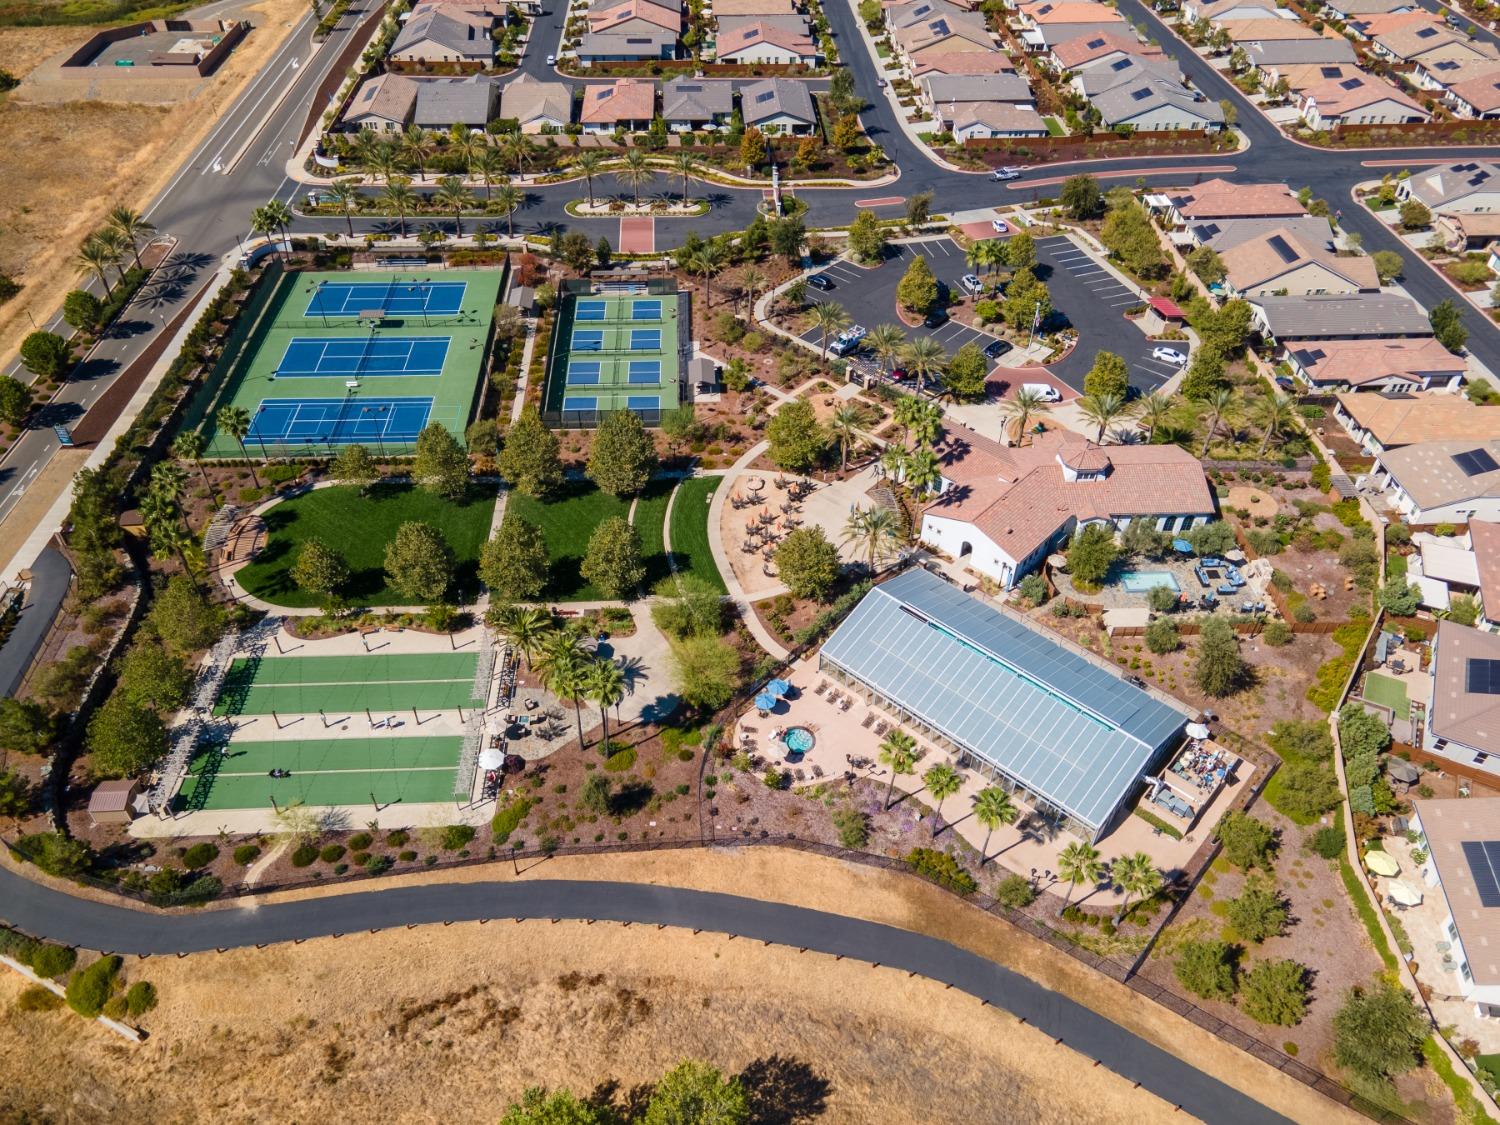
left=1388, top=880, right=1423, bottom=907
left=478, top=747, right=505, bottom=770
left=1186, top=722, right=1211, bottom=740
left=1365, top=850, right=1400, bottom=877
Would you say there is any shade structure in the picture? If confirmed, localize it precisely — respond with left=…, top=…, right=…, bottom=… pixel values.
left=478, top=747, right=505, bottom=770
left=1185, top=722, right=1211, bottom=740
left=1365, top=850, right=1400, bottom=877
left=766, top=678, right=790, bottom=697
left=1388, top=879, right=1423, bottom=906
left=1387, top=759, right=1421, bottom=784
left=754, top=693, right=777, bottom=711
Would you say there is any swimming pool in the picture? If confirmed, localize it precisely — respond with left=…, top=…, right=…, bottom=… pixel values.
left=1120, top=570, right=1181, bottom=594
left=784, top=727, right=815, bottom=755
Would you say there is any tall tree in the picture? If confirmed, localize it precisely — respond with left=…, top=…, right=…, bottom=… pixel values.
left=1076, top=391, right=1134, bottom=443
left=433, top=175, right=474, bottom=239
left=587, top=410, right=657, bottom=497
left=878, top=729, right=918, bottom=810
left=324, top=178, right=362, bottom=238
left=106, top=205, right=154, bottom=270
left=1003, top=387, right=1050, bottom=444
left=1112, top=851, right=1162, bottom=923
left=922, top=762, right=963, bottom=830
left=499, top=407, right=563, bottom=498
left=584, top=659, right=627, bottom=747
left=841, top=504, right=900, bottom=571
left=1057, top=840, right=1104, bottom=915
left=900, top=337, right=947, bottom=396
left=413, top=421, right=469, bottom=500
left=972, top=786, right=1018, bottom=864
left=215, top=405, right=259, bottom=486
left=383, top=521, right=454, bottom=602
left=480, top=515, right=549, bottom=603
left=493, top=603, right=554, bottom=669
left=581, top=517, right=646, bottom=599
left=810, top=300, right=851, bottom=360
left=380, top=177, right=418, bottom=238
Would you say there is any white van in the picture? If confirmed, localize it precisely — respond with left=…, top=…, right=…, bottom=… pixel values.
left=1021, top=382, right=1061, bottom=402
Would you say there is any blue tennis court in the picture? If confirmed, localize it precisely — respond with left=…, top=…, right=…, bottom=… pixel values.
left=575, top=299, right=607, bottom=321
left=249, top=397, right=433, bottom=446
left=628, top=360, right=661, bottom=384
left=563, top=396, right=598, bottom=410
left=305, top=280, right=468, bottom=318
left=567, top=360, right=602, bottom=385
left=632, top=300, right=662, bottom=320
left=276, top=336, right=450, bottom=377
left=627, top=395, right=660, bottom=410
left=630, top=329, right=661, bottom=350
left=572, top=329, right=604, bottom=352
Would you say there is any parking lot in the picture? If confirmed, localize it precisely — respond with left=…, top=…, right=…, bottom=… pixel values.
left=794, top=235, right=1187, bottom=398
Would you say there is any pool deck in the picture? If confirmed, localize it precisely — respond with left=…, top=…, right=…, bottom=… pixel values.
left=1055, top=555, right=1275, bottom=615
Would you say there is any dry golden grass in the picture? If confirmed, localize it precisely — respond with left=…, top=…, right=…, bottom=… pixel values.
left=0, top=0, right=303, bottom=363
left=0, top=922, right=1185, bottom=1124
left=0, top=25, right=85, bottom=81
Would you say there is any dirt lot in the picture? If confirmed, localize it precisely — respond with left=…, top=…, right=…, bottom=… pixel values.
left=0, top=0, right=303, bottom=365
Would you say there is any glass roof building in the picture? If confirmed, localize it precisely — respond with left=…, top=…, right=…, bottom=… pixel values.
left=820, top=569, right=1190, bottom=841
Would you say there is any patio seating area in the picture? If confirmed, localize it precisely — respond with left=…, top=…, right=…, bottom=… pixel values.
left=1052, top=552, right=1275, bottom=617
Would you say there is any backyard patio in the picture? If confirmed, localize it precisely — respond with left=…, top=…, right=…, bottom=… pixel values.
left=1051, top=550, right=1276, bottom=618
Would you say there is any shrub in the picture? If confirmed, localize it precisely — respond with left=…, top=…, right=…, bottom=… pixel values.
left=181, top=843, right=219, bottom=871
left=124, top=981, right=158, bottom=1018
left=1145, top=616, right=1179, bottom=654
left=604, top=747, right=637, bottom=772
left=65, top=955, right=121, bottom=1017
left=905, top=847, right=978, bottom=894
left=1215, top=810, right=1277, bottom=870
left=386, top=830, right=410, bottom=847
left=347, top=832, right=374, bottom=851
left=996, top=874, right=1037, bottom=909
left=365, top=854, right=394, bottom=876
left=1241, top=959, right=1309, bottom=1026
left=1333, top=980, right=1426, bottom=1082
left=491, top=796, right=535, bottom=844
left=439, top=824, right=476, bottom=850
left=1310, top=825, right=1345, bottom=860
left=319, top=844, right=346, bottom=864
left=16, top=986, right=63, bottom=1012
left=232, top=844, right=262, bottom=866
left=291, top=844, right=319, bottom=867
left=832, top=807, right=869, bottom=848
left=399, top=849, right=418, bottom=862
left=29, top=943, right=77, bottom=979
left=1017, top=573, right=1049, bottom=606
left=1174, top=939, right=1237, bottom=1001
left=1225, top=877, right=1289, bottom=942
left=1262, top=620, right=1292, bottom=646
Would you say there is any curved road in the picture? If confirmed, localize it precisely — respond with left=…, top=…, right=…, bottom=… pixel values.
left=0, top=862, right=1291, bottom=1123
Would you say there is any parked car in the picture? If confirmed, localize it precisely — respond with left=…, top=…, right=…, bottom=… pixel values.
left=807, top=273, right=835, bottom=291
left=888, top=366, right=910, bottom=382
left=991, top=167, right=1022, bottom=182
left=1022, top=382, right=1061, bottom=402
left=961, top=274, right=983, bottom=294
left=1151, top=346, right=1187, bottom=366
left=983, top=339, right=1012, bottom=359
left=990, top=219, right=1010, bottom=233
left=829, top=336, right=860, bottom=358
left=843, top=324, right=868, bottom=342
left=924, top=309, right=948, bottom=329
left=546, top=54, right=557, bottom=65
left=877, top=78, right=888, bottom=88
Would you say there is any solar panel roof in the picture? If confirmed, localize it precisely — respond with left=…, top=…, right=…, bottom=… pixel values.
left=821, top=570, right=1187, bottom=830
left=1454, top=447, right=1500, bottom=477
left=1468, top=658, right=1500, bottom=696
left=1463, top=840, right=1500, bottom=908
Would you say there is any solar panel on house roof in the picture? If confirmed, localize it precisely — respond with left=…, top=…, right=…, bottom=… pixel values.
left=1462, top=840, right=1500, bottom=907
left=1468, top=658, right=1500, bottom=695
left=755, top=90, right=774, bottom=102
left=1130, top=86, right=1153, bottom=100
left=1340, top=77, right=1363, bottom=89
left=1268, top=234, right=1298, bottom=263
left=1453, top=447, right=1500, bottom=476
left=1087, top=36, right=1105, bottom=47
left=1111, top=57, right=1131, bottom=70
left=1320, top=65, right=1342, bottom=76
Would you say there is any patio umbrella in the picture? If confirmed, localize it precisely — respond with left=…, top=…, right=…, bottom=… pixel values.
left=1387, top=759, right=1421, bottom=784
left=478, top=747, right=505, bottom=770
left=1172, top=537, right=1194, bottom=554
left=1388, top=880, right=1423, bottom=906
left=1365, top=850, right=1400, bottom=877
left=1185, top=722, right=1211, bottom=741
left=754, top=693, right=777, bottom=712
left=766, top=678, right=790, bottom=697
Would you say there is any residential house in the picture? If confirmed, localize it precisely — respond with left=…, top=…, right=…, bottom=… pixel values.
left=1400, top=161, right=1500, bottom=214
left=1181, top=0, right=1283, bottom=22
left=1219, top=227, right=1380, bottom=296
left=1345, top=8, right=1439, bottom=39
left=1016, top=5, right=1129, bottom=50
left=576, top=28, right=679, bottom=61
left=1371, top=439, right=1500, bottom=523
left=1321, top=0, right=1416, bottom=20
left=1217, top=17, right=1325, bottom=42
left=1074, top=54, right=1185, bottom=99
left=1240, top=36, right=1358, bottom=83
left=344, top=72, right=419, bottom=131
left=579, top=77, right=657, bottom=132
left=1470, top=519, right=1500, bottom=625
left=587, top=0, right=681, bottom=36
left=661, top=77, right=735, bottom=130
left=1283, top=338, right=1466, bottom=391
left=1438, top=211, right=1500, bottom=251
left=1250, top=292, right=1432, bottom=341
left=716, top=11, right=812, bottom=35
left=1278, top=61, right=1363, bottom=94
left=412, top=75, right=496, bottom=128
left=716, top=19, right=818, bottom=63
left=1048, top=29, right=1169, bottom=74
left=1184, top=214, right=1339, bottom=252
left=917, top=425, right=1216, bottom=589
left=1413, top=798, right=1500, bottom=1011
left=1088, top=71, right=1225, bottom=131
left=950, top=102, right=1050, bottom=139
left=389, top=7, right=496, bottom=65
left=921, top=72, right=1034, bottom=117
left=713, top=0, right=797, bottom=13
left=740, top=77, right=817, bottom=133
left=1421, top=626, right=1500, bottom=777
left=1150, top=177, right=1304, bottom=225
left=893, top=16, right=995, bottom=67
left=1414, top=54, right=1500, bottom=95
left=1299, top=72, right=1429, bottom=127
left=1336, top=393, right=1500, bottom=455
left=910, top=50, right=1016, bottom=75
left=1443, top=70, right=1500, bottom=118
left=498, top=73, right=572, bottom=132
left=887, top=0, right=985, bottom=30
left=1373, top=22, right=1495, bottom=67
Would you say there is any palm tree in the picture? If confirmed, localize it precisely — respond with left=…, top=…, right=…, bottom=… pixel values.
left=433, top=175, right=474, bottom=239
left=868, top=323, right=906, bottom=376
left=93, top=227, right=132, bottom=286
left=842, top=504, right=899, bottom=572
left=149, top=459, right=189, bottom=508
left=878, top=443, right=908, bottom=482
left=972, top=786, right=1018, bottom=865
left=810, top=300, right=852, bottom=360
left=584, top=658, right=627, bottom=747
left=1076, top=391, right=1134, bottom=443
left=1056, top=840, right=1104, bottom=916
left=216, top=405, right=259, bottom=487
left=76, top=235, right=116, bottom=297
left=922, top=762, right=962, bottom=831
left=264, top=200, right=294, bottom=245
left=142, top=495, right=196, bottom=576
left=172, top=430, right=212, bottom=495
left=738, top=265, right=767, bottom=314
left=907, top=400, right=943, bottom=450
left=904, top=448, right=940, bottom=496
left=967, top=237, right=1006, bottom=277
left=473, top=145, right=507, bottom=202
left=828, top=404, right=862, bottom=473
left=450, top=126, right=484, bottom=175
left=892, top=394, right=922, bottom=447
left=324, top=178, right=363, bottom=239
left=672, top=150, right=697, bottom=203
left=1137, top=391, right=1175, bottom=444
left=367, top=141, right=402, bottom=184
left=1197, top=387, right=1238, bottom=458
left=1003, top=387, right=1050, bottom=445
left=107, top=205, right=155, bottom=270
left=495, top=604, right=553, bottom=669
left=1112, top=851, right=1162, bottom=924
left=350, top=126, right=381, bottom=172
left=901, top=337, right=947, bottom=397
left=878, top=729, right=918, bottom=810
left=1255, top=391, right=1295, bottom=456
left=688, top=241, right=726, bottom=306
left=400, top=125, right=434, bottom=177
left=572, top=150, right=604, bottom=209
left=536, top=631, right=588, bottom=747
left=617, top=148, right=653, bottom=208
left=491, top=182, right=521, bottom=238
left=501, top=132, right=539, bottom=178
left=380, top=177, right=417, bottom=238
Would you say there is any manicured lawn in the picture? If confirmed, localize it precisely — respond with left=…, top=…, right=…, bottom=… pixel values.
left=633, top=477, right=675, bottom=590
left=236, top=483, right=495, bottom=608
left=1363, top=672, right=1410, bottom=720
left=669, top=476, right=726, bottom=593
left=507, top=480, right=631, bottom=601
left=1044, top=116, right=1065, bottom=137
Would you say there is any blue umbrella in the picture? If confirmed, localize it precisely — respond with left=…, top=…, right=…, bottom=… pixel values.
left=754, top=693, right=777, bottom=711
left=766, top=678, right=790, bottom=697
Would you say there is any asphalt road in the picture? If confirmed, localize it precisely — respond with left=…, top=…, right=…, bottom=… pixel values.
left=0, top=545, right=71, bottom=698
left=0, top=861, right=1291, bottom=1123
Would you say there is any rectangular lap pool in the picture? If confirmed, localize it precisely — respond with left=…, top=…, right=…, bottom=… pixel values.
left=1121, top=570, right=1181, bottom=594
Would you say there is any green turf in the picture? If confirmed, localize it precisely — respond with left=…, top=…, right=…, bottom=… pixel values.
left=234, top=482, right=496, bottom=607
left=214, top=679, right=483, bottom=717
left=201, top=269, right=502, bottom=458
left=669, top=476, right=726, bottom=593
left=179, top=763, right=457, bottom=811
left=506, top=480, right=632, bottom=601
left=223, top=652, right=479, bottom=687
left=543, top=291, right=682, bottom=417
left=634, top=477, right=675, bottom=589
left=190, top=736, right=462, bottom=774
left=1363, top=672, right=1411, bottom=720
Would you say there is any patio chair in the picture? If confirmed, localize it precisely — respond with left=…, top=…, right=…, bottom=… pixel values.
left=815, top=681, right=827, bottom=696
left=862, top=713, right=875, bottom=729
